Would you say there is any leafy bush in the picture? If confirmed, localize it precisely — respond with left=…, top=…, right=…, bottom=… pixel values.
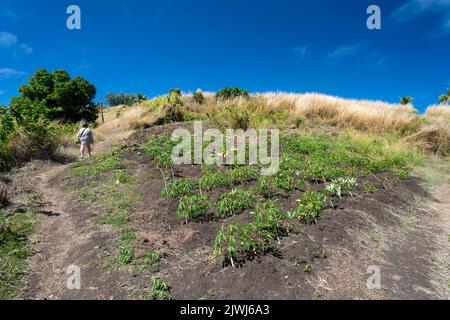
left=213, top=223, right=274, bottom=266
left=144, top=136, right=175, bottom=168
left=165, top=89, right=184, bottom=122
left=325, top=177, right=358, bottom=198
left=177, top=195, right=210, bottom=219
left=193, top=90, right=205, bottom=104
left=161, top=178, right=198, bottom=198
left=106, top=93, right=143, bottom=107
left=216, top=87, right=249, bottom=100
left=217, top=189, right=256, bottom=217
left=289, top=191, right=326, bottom=224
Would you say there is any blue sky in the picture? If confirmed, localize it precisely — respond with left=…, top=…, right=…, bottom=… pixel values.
left=0, top=0, right=449, bottom=112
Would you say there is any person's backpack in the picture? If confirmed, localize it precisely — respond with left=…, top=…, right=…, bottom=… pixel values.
left=78, top=128, right=88, bottom=142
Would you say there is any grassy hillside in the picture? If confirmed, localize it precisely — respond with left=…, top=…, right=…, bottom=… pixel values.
left=2, top=91, right=449, bottom=300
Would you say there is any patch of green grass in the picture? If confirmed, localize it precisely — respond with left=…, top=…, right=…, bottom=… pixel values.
left=142, top=276, right=172, bottom=300
left=217, top=189, right=256, bottom=217
left=0, top=210, right=35, bottom=299
left=176, top=195, right=210, bottom=219
left=115, top=170, right=136, bottom=184
left=72, top=153, right=124, bottom=176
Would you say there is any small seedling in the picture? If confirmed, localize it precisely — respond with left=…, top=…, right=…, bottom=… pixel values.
left=303, top=263, right=312, bottom=273
left=142, top=276, right=172, bottom=300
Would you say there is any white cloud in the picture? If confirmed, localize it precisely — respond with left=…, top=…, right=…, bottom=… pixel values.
left=0, top=31, right=18, bottom=48
left=0, top=68, right=26, bottom=79
left=326, top=43, right=367, bottom=64
left=392, top=0, right=450, bottom=35
left=0, top=90, right=5, bottom=96
left=293, top=45, right=310, bottom=60
left=18, top=44, right=32, bottom=55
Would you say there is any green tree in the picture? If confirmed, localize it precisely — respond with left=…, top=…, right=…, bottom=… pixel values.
left=216, top=87, right=249, bottom=100
left=438, top=88, right=449, bottom=105
left=399, top=96, right=414, bottom=106
left=11, top=69, right=98, bottom=123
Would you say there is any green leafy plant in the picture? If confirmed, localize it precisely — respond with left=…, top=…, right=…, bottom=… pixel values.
left=144, top=135, right=175, bottom=168
left=142, top=276, right=172, bottom=300
left=176, top=195, right=210, bottom=219
left=325, top=177, right=358, bottom=198
left=217, top=189, right=256, bottom=217
left=161, top=178, right=198, bottom=198
left=399, top=96, right=414, bottom=106
left=289, top=191, right=326, bottom=224
left=193, top=90, right=205, bottom=104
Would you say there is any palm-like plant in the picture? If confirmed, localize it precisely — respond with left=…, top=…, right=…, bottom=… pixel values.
left=438, top=88, right=450, bottom=105
left=400, top=96, right=414, bottom=106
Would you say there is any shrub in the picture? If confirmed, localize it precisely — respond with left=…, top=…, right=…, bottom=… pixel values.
left=325, top=177, right=358, bottom=198
left=294, top=117, right=304, bottom=128
left=193, top=90, right=205, bottom=104
left=177, top=195, right=210, bottom=219
left=217, top=189, right=256, bottom=217
left=106, top=93, right=138, bottom=107
left=161, top=178, right=198, bottom=198
left=216, top=87, right=249, bottom=100
left=231, top=109, right=251, bottom=130
left=289, top=191, right=326, bottom=224
left=165, top=89, right=184, bottom=122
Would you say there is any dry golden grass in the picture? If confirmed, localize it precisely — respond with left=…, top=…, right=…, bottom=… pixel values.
left=95, top=92, right=450, bottom=155
left=263, top=92, right=420, bottom=134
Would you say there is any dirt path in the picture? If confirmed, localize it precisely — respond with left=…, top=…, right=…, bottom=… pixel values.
left=381, top=183, right=450, bottom=299
left=20, top=131, right=134, bottom=300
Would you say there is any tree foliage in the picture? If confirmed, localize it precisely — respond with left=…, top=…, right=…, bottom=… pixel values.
left=216, top=87, right=249, bottom=100
left=11, top=69, right=98, bottom=123
left=106, top=92, right=147, bottom=107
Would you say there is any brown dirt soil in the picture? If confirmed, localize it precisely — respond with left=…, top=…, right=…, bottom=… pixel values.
left=5, top=123, right=450, bottom=300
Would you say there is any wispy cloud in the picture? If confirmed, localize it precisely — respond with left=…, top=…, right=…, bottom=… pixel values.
left=0, top=68, right=26, bottom=79
left=0, top=31, right=33, bottom=57
left=79, top=59, right=91, bottom=70
left=392, top=0, right=450, bottom=36
left=293, top=45, right=310, bottom=60
left=0, top=7, right=17, bottom=19
left=0, top=90, right=5, bottom=96
left=0, top=31, right=18, bottom=48
left=358, top=53, right=386, bottom=71
left=325, top=42, right=367, bottom=64
left=18, top=44, right=32, bottom=55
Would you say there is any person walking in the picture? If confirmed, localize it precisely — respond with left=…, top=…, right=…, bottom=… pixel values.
left=78, top=122, right=94, bottom=159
